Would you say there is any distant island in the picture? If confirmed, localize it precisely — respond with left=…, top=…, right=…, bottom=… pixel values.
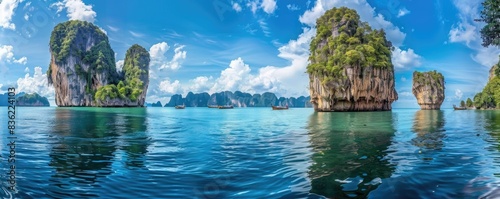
left=306, top=7, right=398, bottom=112
left=47, top=20, right=150, bottom=107
left=158, top=91, right=312, bottom=108
left=146, top=101, right=163, bottom=107
left=0, top=92, right=50, bottom=107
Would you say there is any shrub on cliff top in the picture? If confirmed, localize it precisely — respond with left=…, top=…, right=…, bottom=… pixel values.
left=307, top=7, right=394, bottom=78
left=95, top=44, right=149, bottom=104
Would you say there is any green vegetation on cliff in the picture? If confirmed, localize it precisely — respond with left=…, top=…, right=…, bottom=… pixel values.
left=50, top=21, right=111, bottom=65
left=474, top=75, right=500, bottom=109
left=472, top=0, right=500, bottom=109
left=48, top=20, right=119, bottom=88
left=307, top=7, right=394, bottom=79
left=413, top=70, right=444, bottom=89
left=95, top=45, right=150, bottom=103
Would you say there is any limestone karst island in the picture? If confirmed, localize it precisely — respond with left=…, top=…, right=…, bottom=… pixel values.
left=47, top=20, right=150, bottom=107
left=412, top=71, right=445, bottom=110
left=307, top=7, right=398, bottom=112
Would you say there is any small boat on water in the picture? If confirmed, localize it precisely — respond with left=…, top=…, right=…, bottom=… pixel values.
left=175, top=105, right=185, bottom=109
left=453, top=105, right=466, bottom=110
left=272, top=105, right=289, bottom=110
left=208, top=105, right=219, bottom=108
left=218, top=105, right=234, bottom=109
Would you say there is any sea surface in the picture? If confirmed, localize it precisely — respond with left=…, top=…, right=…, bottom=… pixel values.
left=1, top=107, right=500, bottom=198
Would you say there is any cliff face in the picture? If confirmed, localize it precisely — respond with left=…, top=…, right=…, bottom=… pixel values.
left=412, top=71, right=445, bottom=110
left=164, top=91, right=312, bottom=107
left=473, top=63, right=500, bottom=109
left=47, top=20, right=150, bottom=107
left=489, top=64, right=497, bottom=81
left=307, top=7, right=397, bottom=112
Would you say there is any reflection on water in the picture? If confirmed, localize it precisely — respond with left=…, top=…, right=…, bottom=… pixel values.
left=48, top=108, right=150, bottom=198
left=411, top=110, right=446, bottom=149
left=307, top=112, right=396, bottom=198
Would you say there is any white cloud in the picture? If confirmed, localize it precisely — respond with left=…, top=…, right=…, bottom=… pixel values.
left=399, top=92, right=412, bottom=97
left=116, top=60, right=124, bottom=72
left=0, top=45, right=28, bottom=65
left=247, top=0, right=258, bottom=14
left=287, top=4, right=300, bottom=11
left=23, top=1, right=30, bottom=9
left=207, top=27, right=315, bottom=97
left=401, top=77, right=407, bottom=82
left=299, top=0, right=406, bottom=47
left=258, top=19, right=271, bottom=36
left=232, top=2, right=242, bottom=12
left=397, top=8, right=410, bottom=18
left=210, top=57, right=253, bottom=93
left=0, top=0, right=21, bottom=30
left=189, top=76, right=214, bottom=93
left=455, top=89, right=463, bottom=99
left=107, top=25, right=119, bottom=32
left=149, top=42, right=187, bottom=71
left=449, top=0, right=500, bottom=67
left=150, top=42, right=170, bottom=60
left=52, top=0, right=97, bottom=23
left=169, top=45, right=187, bottom=70
left=24, top=13, right=29, bottom=21
left=449, top=22, right=477, bottom=45
left=392, top=48, right=422, bottom=69
left=159, top=79, right=183, bottom=95
left=261, top=0, right=277, bottom=14
left=24, top=67, right=29, bottom=73
left=129, top=31, right=144, bottom=38
left=14, top=56, right=27, bottom=65
left=16, top=66, right=54, bottom=97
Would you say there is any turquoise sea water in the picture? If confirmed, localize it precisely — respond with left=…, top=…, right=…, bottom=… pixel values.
left=2, top=107, right=500, bottom=198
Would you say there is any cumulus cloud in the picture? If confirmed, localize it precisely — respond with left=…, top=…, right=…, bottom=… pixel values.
left=261, top=0, right=277, bottom=14
left=24, top=67, right=29, bottom=73
left=210, top=57, right=253, bottom=93
left=0, top=45, right=28, bottom=65
left=448, top=0, right=500, bottom=67
left=24, top=13, right=29, bottom=21
left=52, top=0, right=97, bottom=22
left=0, top=0, right=20, bottom=30
left=159, top=79, right=183, bottom=95
left=397, top=8, right=410, bottom=18
left=189, top=76, right=214, bottom=93
left=392, top=48, right=422, bottom=69
left=149, top=42, right=187, bottom=71
left=116, top=60, right=124, bottom=72
left=232, top=1, right=242, bottom=12
left=16, top=66, right=54, bottom=97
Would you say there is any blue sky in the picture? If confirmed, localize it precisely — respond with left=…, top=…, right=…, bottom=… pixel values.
left=0, top=0, right=498, bottom=108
